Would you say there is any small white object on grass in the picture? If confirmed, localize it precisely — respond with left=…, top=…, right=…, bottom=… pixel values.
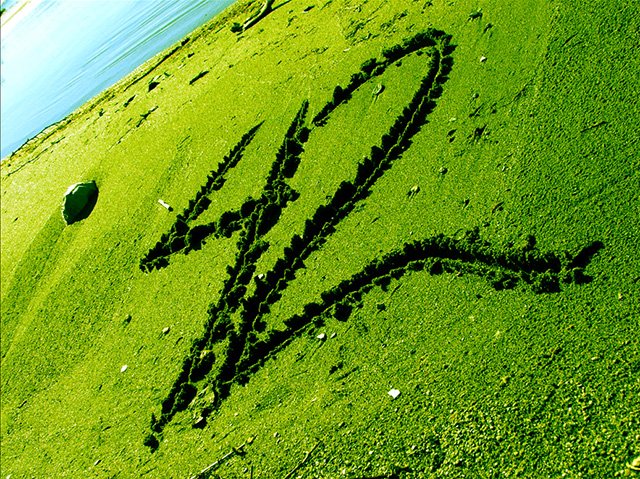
left=388, top=388, right=401, bottom=399
left=158, top=199, right=172, bottom=210
left=120, top=364, right=128, bottom=373
left=317, top=333, right=326, bottom=341
left=407, top=184, right=420, bottom=198
left=162, top=327, right=170, bottom=335
left=480, top=55, right=487, bottom=63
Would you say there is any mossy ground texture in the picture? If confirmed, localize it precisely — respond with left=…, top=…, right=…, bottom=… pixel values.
left=1, top=0, right=639, bottom=477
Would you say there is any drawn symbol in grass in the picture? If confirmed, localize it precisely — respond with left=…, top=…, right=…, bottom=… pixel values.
left=140, top=30, right=601, bottom=447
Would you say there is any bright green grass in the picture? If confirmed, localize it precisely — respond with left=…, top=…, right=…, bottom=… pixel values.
left=1, top=0, right=638, bottom=477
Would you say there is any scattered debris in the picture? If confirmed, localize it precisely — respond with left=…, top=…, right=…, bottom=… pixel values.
left=188, top=440, right=250, bottom=479
left=372, top=83, right=385, bottom=101
left=136, top=106, right=158, bottom=127
left=120, top=365, right=128, bottom=373
left=242, top=0, right=275, bottom=31
left=148, top=76, right=161, bottom=92
left=470, top=125, right=487, bottom=142
left=580, top=120, right=607, bottom=133
left=123, top=95, right=136, bottom=108
left=158, top=199, right=173, bottom=211
left=388, top=388, right=401, bottom=399
left=192, top=416, right=206, bottom=429
left=189, top=70, right=209, bottom=85
left=469, top=104, right=483, bottom=118
left=283, top=442, right=321, bottom=479
left=329, top=362, right=344, bottom=375
left=407, top=184, right=420, bottom=198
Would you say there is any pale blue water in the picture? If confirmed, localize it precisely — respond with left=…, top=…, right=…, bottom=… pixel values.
left=0, top=0, right=235, bottom=158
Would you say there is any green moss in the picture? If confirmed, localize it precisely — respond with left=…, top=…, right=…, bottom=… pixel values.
left=1, top=0, right=639, bottom=477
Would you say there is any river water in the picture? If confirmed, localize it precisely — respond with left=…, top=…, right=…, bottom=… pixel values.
left=0, top=0, right=235, bottom=158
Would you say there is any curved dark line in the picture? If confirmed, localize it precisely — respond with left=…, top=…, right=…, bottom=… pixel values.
left=145, top=32, right=455, bottom=441
left=142, top=28, right=601, bottom=447
left=230, top=231, right=600, bottom=391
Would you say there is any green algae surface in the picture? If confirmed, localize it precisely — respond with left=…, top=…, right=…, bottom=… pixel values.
left=1, top=0, right=639, bottom=477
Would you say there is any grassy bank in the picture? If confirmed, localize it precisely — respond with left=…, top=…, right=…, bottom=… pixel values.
left=1, top=0, right=638, bottom=477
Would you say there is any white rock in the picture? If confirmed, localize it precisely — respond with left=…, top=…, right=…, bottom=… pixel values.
left=317, top=333, right=326, bottom=340
left=480, top=55, right=487, bottom=63
left=120, top=364, right=128, bottom=373
left=162, top=326, right=170, bottom=334
left=158, top=199, right=172, bottom=210
left=388, top=388, right=401, bottom=399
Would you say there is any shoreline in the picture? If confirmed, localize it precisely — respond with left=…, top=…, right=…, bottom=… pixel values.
left=0, top=0, right=238, bottom=159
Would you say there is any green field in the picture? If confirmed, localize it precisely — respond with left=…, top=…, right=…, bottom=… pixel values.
left=1, top=0, right=639, bottom=477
